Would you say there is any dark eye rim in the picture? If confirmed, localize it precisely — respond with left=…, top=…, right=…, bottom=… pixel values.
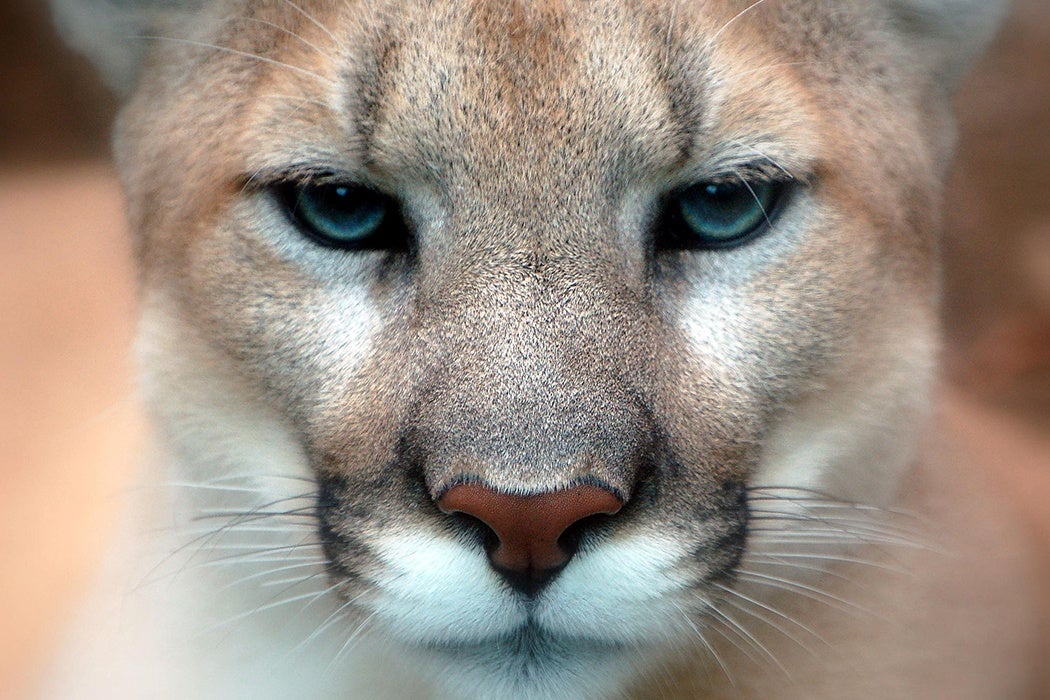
left=276, top=180, right=411, bottom=252
left=656, top=177, right=796, bottom=252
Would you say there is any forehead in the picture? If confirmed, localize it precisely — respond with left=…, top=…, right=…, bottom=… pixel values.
left=367, top=1, right=681, bottom=178
left=236, top=0, right=828, bottom=187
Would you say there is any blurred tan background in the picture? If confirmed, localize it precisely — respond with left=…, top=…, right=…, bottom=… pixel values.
left=1, top=1, right=1048, bottom=698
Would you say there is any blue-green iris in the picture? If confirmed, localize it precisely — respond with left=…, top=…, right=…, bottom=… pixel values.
left=677, top=179, right=783, bottom=247
left=288, top=183, right=391, bottom=248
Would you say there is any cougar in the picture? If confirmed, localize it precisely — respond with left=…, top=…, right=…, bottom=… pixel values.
left=46, top=1, right=1044, bottom=698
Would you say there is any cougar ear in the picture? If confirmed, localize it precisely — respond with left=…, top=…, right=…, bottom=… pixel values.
left=50, top=0, right=202, bottom=95
left=883, top=0, right=1009, bottom=92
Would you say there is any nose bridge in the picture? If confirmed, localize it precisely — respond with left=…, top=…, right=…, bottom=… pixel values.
left=423, top=234, right=627, bottom=375
left=411, top=260, right=652, bottom=497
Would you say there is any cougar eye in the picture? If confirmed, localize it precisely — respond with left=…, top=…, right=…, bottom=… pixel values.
left=281, top=182, right=407, bottom=250
left=662, top=178, right=789, bottom=249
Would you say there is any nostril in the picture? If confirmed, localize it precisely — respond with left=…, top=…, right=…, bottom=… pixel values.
left=437, top=482, right=624, bottom=591
left=556, top=511, right=618, bottom=557
left=449, top=511, right=500, bottom=552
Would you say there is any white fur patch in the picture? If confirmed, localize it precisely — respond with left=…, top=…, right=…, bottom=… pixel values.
left=370, top=527, right=693, bottom=652
left=537, top=532, right=691, bottom=643
left=372, top=532, right=526, bottom=644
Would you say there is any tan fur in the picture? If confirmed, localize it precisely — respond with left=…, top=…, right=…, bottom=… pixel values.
left=46, top=1, right=1041, bottom=698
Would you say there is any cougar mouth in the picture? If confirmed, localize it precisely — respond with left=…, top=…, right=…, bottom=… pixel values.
left=420, top=618, right=632, bottom=654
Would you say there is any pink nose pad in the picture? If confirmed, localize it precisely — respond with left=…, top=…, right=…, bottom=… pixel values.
left=437, top=483, right=624, bottom=573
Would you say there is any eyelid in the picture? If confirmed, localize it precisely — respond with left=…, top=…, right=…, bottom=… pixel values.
left=705, top=165, right=799, bottom=187
left=672, top=152, right=812, bottom=191
left=666, top=166, right=798, bottom=208
left=239, top=167, right=376, bottom=193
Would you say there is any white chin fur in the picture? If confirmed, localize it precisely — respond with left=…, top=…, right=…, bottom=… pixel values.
left=535, top=532, right=690, bottom=643
left=372, top=532, right=526, bottom=644
left=372, top=529, right=694, bottom=649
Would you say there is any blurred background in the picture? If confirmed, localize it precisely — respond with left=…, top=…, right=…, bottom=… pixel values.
left=1, top=0, right=1048, bottom=697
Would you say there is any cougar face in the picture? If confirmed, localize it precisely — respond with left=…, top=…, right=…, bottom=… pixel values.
left=54, top=0, right=1007, bottom=695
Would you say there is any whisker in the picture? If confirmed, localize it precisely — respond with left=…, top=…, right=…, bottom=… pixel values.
left=190, top=508, right=321, bottom=525
left=279, top=0, right=344, bottom=50
left=328, top=611, right=378, bottom=672
left=726, top=138, right=795, bottom=178
left=294, top=590, right=366, bottom=658
left=748, top=503, right=920, bottom=524
left=746, top=487, right=920, bottom=519
left=747, top=551, right=909, bottom=575
left=135, top=547, right=325, bottom=590
left=673, top=600, right=736, bottom=687
left=748, top=499, right=922, bottom=525
left=747, top=531, right=930, bottom=551
left=735, top=570, right=877, bottom=620
left=197, top=472, right=318, bottom=485
left=748, top=521, right=925, bottom=548
left=745, top=555, right=865, bottom=585
left=258, top=93, right=333, bottom=111
left=713, top=582, right=828, bottom=655
left=206, top=581, right=343, bottom=633
left=132, top=36, right=337, bottom=86
left=176, top=524, right=317, bottom=536
left=703, top=609, right=765, bottom=667
left=708, top=0, right=774, bottom=47
left=201, top=542, right=321, bottom=552
left=135, top=491, right=322, bottom=582
left=200, top=554, right=326, bottom=567
left=217, top=559, right=327, bottom=593
left=748, top=500, right=927, bottom=544
left=135, top=521, right=305, bottom=591
left=733, top=167, right=775, bottom=230
left=255, top=563, right=335, bottom=618
left=134, top=482, right=264, bottom=495
left=223, top=15, right=336, bottom=61
left=747, top=511, right=927, bottom=545
left=193, top=490, right=322, bottom=519
left=261, top=570, right=330, bottom=590
left=704, top=623, right=759, bottom=682
left=708, top=605, right=791, bottom=678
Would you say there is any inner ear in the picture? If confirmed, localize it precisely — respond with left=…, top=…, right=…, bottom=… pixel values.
left=881, top=0, right=1008, bottom=92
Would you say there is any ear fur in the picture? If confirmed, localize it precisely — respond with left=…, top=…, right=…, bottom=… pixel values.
left=50, top=0, right=202, bottom=95
left=883, top=0, right=1010, bottom=91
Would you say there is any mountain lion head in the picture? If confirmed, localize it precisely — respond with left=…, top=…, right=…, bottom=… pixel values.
left=53, top=0, right=1007, bottom=697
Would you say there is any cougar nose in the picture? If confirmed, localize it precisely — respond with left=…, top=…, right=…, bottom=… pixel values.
left=438, top=483, right=623, bottom=594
